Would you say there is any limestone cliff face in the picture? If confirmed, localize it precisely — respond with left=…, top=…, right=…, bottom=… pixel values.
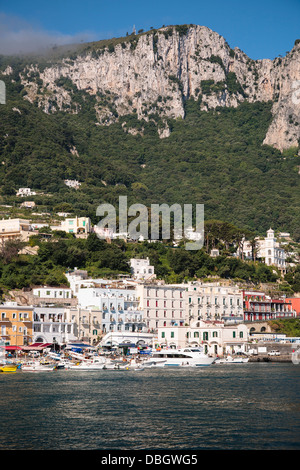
left=15, top=25, right=300, bottom=150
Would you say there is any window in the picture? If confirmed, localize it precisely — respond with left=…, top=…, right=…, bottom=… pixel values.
left=194, top=332, right=199, bottom=338
left=161, top=332, right=165, bottom=338
left=233, top=331, right=236, bottom=338
left=239, top=331, right=243, bottom=338
left=171, top=332, right=174, bottom=338
left=203, top=332, right=208, bottom=341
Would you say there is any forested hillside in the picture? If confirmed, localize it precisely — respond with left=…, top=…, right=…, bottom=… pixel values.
left=0, top=69, right=299, bottom=239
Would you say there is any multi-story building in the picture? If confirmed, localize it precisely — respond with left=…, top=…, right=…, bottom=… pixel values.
left=158, top=320, right=249, bottom=356
left=137, top=283, right=186, bottom=331
left=186, top=282, right=244, bottom=323
left=130, top=258, right=156, bottom=281
left=60, top=216, right=91, bottom=236
left=68, top=306, right=103, bottom=344
left=243, top=290, right=296, bottom=321
left=0, top=302, right=34, bottom=347
left=75, top=283, right=145, bottom=335
left=257, top=229, right=286, bottom=271
left=33, top=306, right=77, bottom=345
left=241, top=228, right=286, bottom=271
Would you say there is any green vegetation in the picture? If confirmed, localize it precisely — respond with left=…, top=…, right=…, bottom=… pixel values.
left=0, top=70, right=299, bottom=242
left=268, top=318, right=300, bottom=337
left=0, top=231, right=288, bottom=294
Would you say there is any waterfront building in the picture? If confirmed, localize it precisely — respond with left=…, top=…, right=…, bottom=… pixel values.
left=0, top=302, right=34, bottom=347
left=136, top=283, right=187, bottom=331
left=67, top=306, right=103, bottom=344
left=75, top=282, right=145, bottom=335
left=158, top=320, right=249, bottom=355
left=33, top=306, right=77, bottom=345
left=243, top=290, right=296, bottom=321
left=186, top=281, right=244, bottom=323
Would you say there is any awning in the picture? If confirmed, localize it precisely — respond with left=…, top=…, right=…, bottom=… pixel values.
left=65, top=343, right=93, bottom=349
left=22, top=343, right=52, bottom=351
left=5, top=346, right=23, bottom=350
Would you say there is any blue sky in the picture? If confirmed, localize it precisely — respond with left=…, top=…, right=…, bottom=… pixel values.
left=1, top=0, right=300, bottom=58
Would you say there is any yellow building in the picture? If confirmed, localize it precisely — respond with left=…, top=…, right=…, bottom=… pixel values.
left=0, top=303, right=34, bottom=347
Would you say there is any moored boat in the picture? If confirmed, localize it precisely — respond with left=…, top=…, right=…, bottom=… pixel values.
left=0, top=363, right=18, bottom=373
left=142, top=347, right=215, bottom=368
left=215, top=355, right=249, bottom=364
left=21, top=361, right=55, bottom=372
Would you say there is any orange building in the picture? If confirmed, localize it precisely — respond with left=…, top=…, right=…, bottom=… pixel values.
left=0, top=303, right=34, bottom=347
left=286, top=298, right=300, bottom=317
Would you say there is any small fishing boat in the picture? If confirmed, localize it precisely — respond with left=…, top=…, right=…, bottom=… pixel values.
left=0, top=363, right=18, bottom=373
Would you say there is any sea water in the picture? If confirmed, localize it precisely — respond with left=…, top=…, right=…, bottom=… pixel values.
left=0, top=363, right=299, bottom=450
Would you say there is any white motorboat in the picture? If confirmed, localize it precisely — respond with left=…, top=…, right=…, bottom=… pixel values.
left=215, top=355, right=249, bottom=364
left=142, top=347, right=215, bottom=368
left=69, top=357, right=107, bottom=370
left=21, top=361, right=55, bottom=372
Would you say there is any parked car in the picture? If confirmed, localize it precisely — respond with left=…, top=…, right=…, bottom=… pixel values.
left=268, top=350, right=280, bottom=356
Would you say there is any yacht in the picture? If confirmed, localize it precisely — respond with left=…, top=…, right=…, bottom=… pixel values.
left=142, top=347, right=215, bottom=368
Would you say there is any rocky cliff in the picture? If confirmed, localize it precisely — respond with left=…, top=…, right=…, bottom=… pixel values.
left=5, top=24, right=300, bottom=151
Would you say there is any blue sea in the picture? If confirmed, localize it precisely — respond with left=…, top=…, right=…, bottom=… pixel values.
left=0, top=362, right=299, bottom=450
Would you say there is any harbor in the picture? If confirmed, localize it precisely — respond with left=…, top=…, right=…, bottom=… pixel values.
left=1, top=338, right=299, bottom=373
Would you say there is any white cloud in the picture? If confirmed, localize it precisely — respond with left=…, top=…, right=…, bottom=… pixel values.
left=0, top=13, right=100, bottom=55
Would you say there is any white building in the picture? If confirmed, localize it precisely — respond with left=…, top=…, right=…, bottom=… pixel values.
left=158, top=320, right=249, bottom=356
left=241, top=228, right=286, bottom=271
left=186, top=281, right=244, bottom=323
left=130, top=258, right=156, bottom=281
left=16, top=188, right=36, bottom=197
left=60, top=217, right=91, bottom=235
left=33, top=306, right=77, bottom=345
left=257, top=228, right=286, bottom=270
left=32, top=286, right=72, bottom=301
left=75, top=283, right=145, bottom=334
left=137, top=283, right=187, bottom=332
